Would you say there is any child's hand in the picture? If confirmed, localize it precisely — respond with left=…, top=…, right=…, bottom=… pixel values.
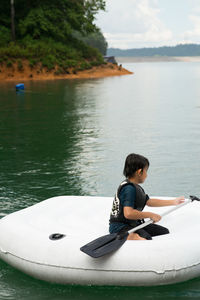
left=148, top=212, right=162, bottom=223
left=173, top=196, right=185, bottom=205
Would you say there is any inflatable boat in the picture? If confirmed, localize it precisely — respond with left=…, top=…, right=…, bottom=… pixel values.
left=0, top=195, right=200, bottom=286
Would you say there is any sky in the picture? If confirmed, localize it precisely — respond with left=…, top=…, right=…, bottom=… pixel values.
left=95, top=0, right=200, bottom=49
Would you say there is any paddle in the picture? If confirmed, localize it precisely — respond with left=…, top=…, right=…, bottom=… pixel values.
left=80, top=195, right=200, bottom=258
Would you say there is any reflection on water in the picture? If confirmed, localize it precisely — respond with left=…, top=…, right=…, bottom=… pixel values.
left=0, top=61, right=200, bottom=299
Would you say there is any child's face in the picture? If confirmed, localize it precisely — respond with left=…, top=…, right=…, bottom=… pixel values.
left=138, top=166, right=148, bottom=184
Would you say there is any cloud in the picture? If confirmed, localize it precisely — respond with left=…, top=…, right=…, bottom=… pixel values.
left=97, top=0, right=173, bottom=48
left=183, top=14, right=200, bottom=42
left=104, top=30, right=172, bottom=49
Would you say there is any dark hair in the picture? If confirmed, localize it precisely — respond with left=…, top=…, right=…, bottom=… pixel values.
left=123, top=153, right=149, bottom=178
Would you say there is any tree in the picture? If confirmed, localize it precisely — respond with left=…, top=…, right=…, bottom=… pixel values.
left=0, top=0, right=106, bottom=43
left=83, top=0, right=105, bottom=33
left=74, top=29, right=107, bottom=55
left=10, top=0, right=15, bottom=41
left=0, top=0, right=106, bottom=66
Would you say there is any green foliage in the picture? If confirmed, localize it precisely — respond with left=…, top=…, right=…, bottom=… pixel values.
left=0, top=43, right=26, bottom=58
left=58, top=59, right=78, bottom=69
left=0, top=0, right=107, bottom=72
left=90, top=60, right=105, bottom=67
left=17, top=59, right=23, bottom=71
left=54, top=68, right=64, bottom=76
left=0, top=0, right=106, bottom=42
left=18, top=6, right=72, bottom=42
left=29, top=58, right=37, bottom=68
left=83, top=0, right=106, bottom=33
left=0, top=26, right=11, bottom=46
left=79, top=61, right=92, bottom=71
left=74, top=30, right=107, bottom=55
left=41, top=55, right=55, bottom=70
left=6, top=60, right=13, bottom=68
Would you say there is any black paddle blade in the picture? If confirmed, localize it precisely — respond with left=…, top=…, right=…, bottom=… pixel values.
left=80, top=232, right=128, bottom=258
left=190, top=195, right=200, bottom=201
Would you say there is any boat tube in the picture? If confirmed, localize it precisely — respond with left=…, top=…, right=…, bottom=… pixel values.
left=0, top=195, right=200, bottom=286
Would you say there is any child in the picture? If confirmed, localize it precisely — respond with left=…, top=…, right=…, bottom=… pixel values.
left=109, top=153, right=185, bottom=240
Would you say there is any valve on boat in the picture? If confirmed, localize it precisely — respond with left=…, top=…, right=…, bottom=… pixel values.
left=49, top=233, right=66, bottom=240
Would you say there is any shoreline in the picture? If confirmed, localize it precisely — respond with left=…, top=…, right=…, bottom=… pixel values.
left=116, top=56, right=200, bottom=63
left=0, top=62, right=133, bottom=82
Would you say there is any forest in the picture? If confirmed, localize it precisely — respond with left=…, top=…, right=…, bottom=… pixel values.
left=0, top=0, right=108, bottom=74
left=107, top=44, right=200, bottom=57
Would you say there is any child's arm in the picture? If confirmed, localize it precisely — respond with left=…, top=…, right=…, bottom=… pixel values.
left=124, top=206, right=161, bottom=223
left=146, top=196, right=185, bottom=207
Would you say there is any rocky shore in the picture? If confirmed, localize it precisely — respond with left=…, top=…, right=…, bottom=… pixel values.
left=0, top=61, right=133, bottom=81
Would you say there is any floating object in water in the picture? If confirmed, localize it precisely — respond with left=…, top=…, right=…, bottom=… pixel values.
left=15, top=83, right=24, bottom=91
left=0, top=195, right=200, bottom=286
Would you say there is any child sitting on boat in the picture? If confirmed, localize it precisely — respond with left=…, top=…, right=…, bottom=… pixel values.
left=109, top=153, right=185, bottom=240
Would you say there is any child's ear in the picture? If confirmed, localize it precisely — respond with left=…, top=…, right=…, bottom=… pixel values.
left=137, top=169, right=143, bottom=176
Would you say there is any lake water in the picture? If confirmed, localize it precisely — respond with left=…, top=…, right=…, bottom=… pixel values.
left=0, top=60, right=200, bottom=299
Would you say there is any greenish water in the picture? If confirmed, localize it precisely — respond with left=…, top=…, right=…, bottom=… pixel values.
left=0, top=61, right=200, bottom=299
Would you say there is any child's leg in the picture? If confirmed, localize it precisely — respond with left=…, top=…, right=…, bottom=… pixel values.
left=118, top=225, right=147, bottom=240
left=144, top=224, right=169, bottom=237
left=120, top=224, right=169, bottom=240
left=134, top=228, right=152, bottom=240
left=127, top=232, right=146, bottom=240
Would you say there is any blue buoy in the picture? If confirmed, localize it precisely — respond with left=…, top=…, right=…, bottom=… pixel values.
left=16, top=83, right=25, bottom=91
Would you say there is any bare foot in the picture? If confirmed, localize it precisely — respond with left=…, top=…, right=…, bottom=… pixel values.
left=127, top=233, right=146, bottom=240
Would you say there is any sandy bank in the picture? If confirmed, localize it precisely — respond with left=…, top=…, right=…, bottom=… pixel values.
left=116, top=56, right=200, bottom=63
left=0, top=61, right=132, bottom=81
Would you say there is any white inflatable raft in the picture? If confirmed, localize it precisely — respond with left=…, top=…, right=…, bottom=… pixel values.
left=0, top=195, right=200, bottom=286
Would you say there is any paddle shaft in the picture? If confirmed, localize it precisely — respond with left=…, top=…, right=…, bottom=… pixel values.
left=127, top=198, right=192, bottom=234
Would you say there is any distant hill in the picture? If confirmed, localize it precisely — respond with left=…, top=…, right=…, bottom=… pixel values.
left=107, top=44, right=200, bottom=57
